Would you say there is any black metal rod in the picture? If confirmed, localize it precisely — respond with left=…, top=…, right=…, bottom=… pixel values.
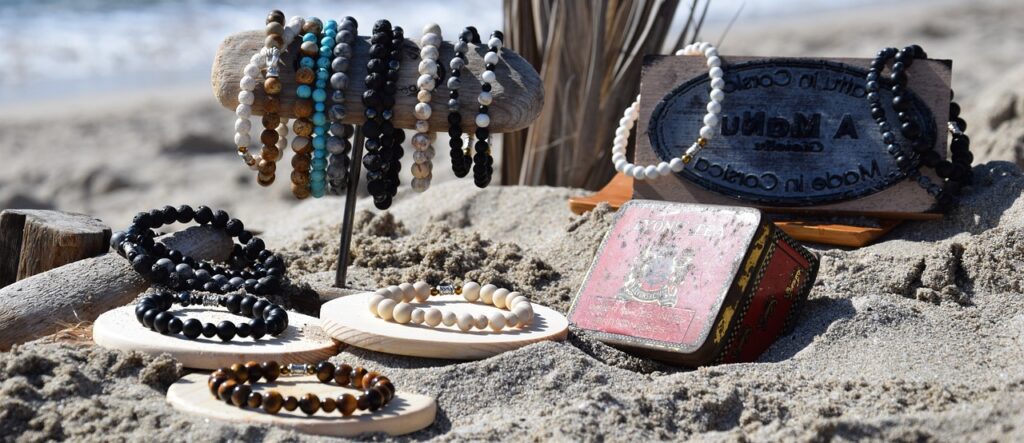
left=335, top=127, right=365, bottom=288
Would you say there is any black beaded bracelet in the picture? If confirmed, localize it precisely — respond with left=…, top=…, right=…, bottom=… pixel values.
left=134, top=290, right=289, bottom=341
left=472, top=30, right=503, bottom=189
left=446, top=28, right=475, bottom=178
left=865, top=45, right=973, bottom=209
left=111, top=205, right=286, bottom=295
left=363, top=20, right=401, bottom=210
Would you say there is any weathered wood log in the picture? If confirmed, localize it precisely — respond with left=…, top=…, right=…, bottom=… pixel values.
left=0, top=210, right=112, bottom=288
left=0, top=226, right=232, bottom=350
left=211, top=30, right=543, bottom=133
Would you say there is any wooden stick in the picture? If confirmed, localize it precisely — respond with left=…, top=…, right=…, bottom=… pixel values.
left=211, top=30, right=544, bottom=133
left=0, top=210, right=111, bottom=288
left=0, top=226, right=232, bottom=350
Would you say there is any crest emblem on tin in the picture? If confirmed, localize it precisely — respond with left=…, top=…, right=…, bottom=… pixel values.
left=619, top=244, right=694, bottom=306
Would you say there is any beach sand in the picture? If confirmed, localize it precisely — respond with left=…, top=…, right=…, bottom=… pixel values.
left=2, top=0, right=1024, bottom=441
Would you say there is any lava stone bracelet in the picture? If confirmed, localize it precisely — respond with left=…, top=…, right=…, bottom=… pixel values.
left=111, top=205, right=285, bottom=295
left=209, top=361, right=395, bottom=416
left=363, top=20, right=404, bottom=210
left=134, top=291, right=289, bottom=341
left=866, top=45, right=973, bottom=208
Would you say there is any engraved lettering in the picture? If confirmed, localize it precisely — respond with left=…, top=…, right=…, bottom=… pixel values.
left=833, top=114, right=859, bottom=139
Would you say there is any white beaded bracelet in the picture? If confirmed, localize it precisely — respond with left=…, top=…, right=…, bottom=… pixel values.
left=411, top=23, right=442, bottom=193
left=611, top=42, right=725, bottom=180
left=367, top=281, right=535, bottom=332
left=235, top=15, right=304, bottom=170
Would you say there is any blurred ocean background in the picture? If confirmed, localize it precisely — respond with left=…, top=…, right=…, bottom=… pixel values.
left=0, top=0, right=905, bottom=104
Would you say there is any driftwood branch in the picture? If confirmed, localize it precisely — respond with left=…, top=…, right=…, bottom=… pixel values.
left=0, top=210, right=111, bottom=288
left=212, top=30, right=544, bottom=133
left=0, top=226, right=232, bottom=350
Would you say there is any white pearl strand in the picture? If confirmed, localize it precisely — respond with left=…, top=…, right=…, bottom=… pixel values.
left=234, top=16, right=304, bottom=169
left=368, top=282, right=535, bottom=332
left=411, top=23, right=441, bottom=192
left=611, top=42, right=725, bottom=180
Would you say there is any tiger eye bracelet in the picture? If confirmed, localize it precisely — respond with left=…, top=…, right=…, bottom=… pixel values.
left=209, top=361, right=396, bottom=416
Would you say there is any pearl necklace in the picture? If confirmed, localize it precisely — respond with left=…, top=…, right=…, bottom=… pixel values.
left=411, top=23, right=443, bottom=192
left=367, top=281, right=534, bottom=332
left=611, top=42, right=724, bottom=180
left=234, top=13, right=303, bottom=181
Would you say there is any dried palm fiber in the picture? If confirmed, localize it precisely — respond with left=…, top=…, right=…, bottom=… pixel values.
left=501, top=0, right=711, bottom=189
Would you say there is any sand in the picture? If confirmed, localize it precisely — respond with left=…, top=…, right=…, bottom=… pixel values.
left=3, top=0, right=1024, bottom=441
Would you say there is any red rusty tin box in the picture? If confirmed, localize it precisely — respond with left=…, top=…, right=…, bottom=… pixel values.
left=568, top=200, right=819, bottom=366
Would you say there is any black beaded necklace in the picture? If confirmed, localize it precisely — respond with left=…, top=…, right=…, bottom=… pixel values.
left=111, top=205, right=285, bottom=295
left=134, top=290, right=289, bottom=341
left=362, top=20, right=401, bottom=210
left=866, top=45, right=973, bottom=209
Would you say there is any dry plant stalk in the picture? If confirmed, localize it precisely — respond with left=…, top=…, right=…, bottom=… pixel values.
left=502, top=0, right=710, bottom=189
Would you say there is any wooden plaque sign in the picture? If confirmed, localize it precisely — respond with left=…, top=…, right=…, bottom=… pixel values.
left=635, top=55, right=952, bottom=216
left=568, top=200, right=818, bottom=366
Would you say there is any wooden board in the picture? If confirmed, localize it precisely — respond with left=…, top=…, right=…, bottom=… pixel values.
left=212, top=30, right=543, bottom=133
left=0, top=210, right=111, bottom=288
left=634, top=55, right=952, bottom=216
left=167, top=373, right=436, bottom=437
left=93, top=305, right=339, bottom=370
left=569, top=173, right=923, bottom=247
left=320, top=292, right=569, bottom=360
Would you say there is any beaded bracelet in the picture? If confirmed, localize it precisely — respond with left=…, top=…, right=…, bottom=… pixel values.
left=610, top=42, right=724, bottom=180
left=134, top=291, right=289, bottom=341
left=111, top=205, right=285, bottom=295
left=368, top=281, right=534, bottom=332
left=234, top=11, right=298, bottom=186
left=446, top=28, right=474, bottom=178
left=309, top=18, right=331, bottom=198
left=290, top=18, right=324, bottom=199
left=209, top=361, right=395, bottom=416
left=326, top=17, right=358, bottom=195
left=382, top=25, right=407, bottom=206
left=363, top=20, right=404, bottom=210
left=471, top=31, right=503, bottom=188
left=411, top=23, right=442, bottom=193
left=865, top=45, right=973, bottom=208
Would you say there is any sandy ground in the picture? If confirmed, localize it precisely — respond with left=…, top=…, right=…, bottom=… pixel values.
left=2, top=0, right=1024, bottom=441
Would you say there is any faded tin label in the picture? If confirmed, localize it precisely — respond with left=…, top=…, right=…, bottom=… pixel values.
left=570, top=201, right=761, bottom=353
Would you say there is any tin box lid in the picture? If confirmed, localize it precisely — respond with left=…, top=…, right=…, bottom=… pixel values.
left=569, top=200, right=762, bottom=354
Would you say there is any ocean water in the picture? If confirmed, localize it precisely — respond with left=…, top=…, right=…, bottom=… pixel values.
left=0, top=0, right=896, bottom=104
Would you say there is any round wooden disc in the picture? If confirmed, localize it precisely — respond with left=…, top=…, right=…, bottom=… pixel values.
left=320, top=292, right=569, bottom=360
left=93, top=305, right=339, bottom=370
left=167, top=373, right=436, bottom=437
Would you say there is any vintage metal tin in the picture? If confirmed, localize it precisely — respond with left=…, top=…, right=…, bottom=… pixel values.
left=568, top=200, right=819, bottom=366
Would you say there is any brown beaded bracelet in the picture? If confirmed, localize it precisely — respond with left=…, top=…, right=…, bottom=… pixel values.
left=208, top=360, right=396, bottom=416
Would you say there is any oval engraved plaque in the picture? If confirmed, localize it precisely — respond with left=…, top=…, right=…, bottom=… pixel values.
left=648, top=59, right=936, bottom=206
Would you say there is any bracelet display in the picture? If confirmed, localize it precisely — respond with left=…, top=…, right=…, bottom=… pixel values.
left=326, top=17, right=358, bottom=196
left=134, top=290, right=289, bottom=341
left=363, top=20, right=404, bottom=210
left=865, top=44, right=973, bottom=208
left=471, top=30, right=503, bottom=188
left=208, top=361, right=396, bottom=416
left=368, top=281, right=534, bottom=331
left=411, top=23, right=442, bottom=192
left=610, top=42, right=724, bottom=180
left=111, top=205, right=285, bottom=295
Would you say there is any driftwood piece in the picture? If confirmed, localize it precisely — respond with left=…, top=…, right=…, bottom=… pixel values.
left=0, top=226, right=232, bottom=350
left=211, top=30, right=544, bottom=133
left=0, top=210, right=111, bottom=288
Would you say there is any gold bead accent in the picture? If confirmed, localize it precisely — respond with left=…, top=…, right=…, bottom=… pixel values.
left=697, top=137, right=708, bottom=146
left=305, top=365, right=315, bottom=375
left=430, top=288, right=439, bottom=296
left=237, top=146, right=249, bottom=154
left=454, top=285, right=463, bottom=295
left=682, top=154, right=693, bottom=164
left=281, top=366, right=291, bottom=375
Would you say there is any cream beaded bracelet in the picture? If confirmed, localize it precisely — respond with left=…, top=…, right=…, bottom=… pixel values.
left=411, top=23, right=442, bottom=192
left=367, top=281, right=534, bottom=332
left=611, top=42, right=725, bottom=180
